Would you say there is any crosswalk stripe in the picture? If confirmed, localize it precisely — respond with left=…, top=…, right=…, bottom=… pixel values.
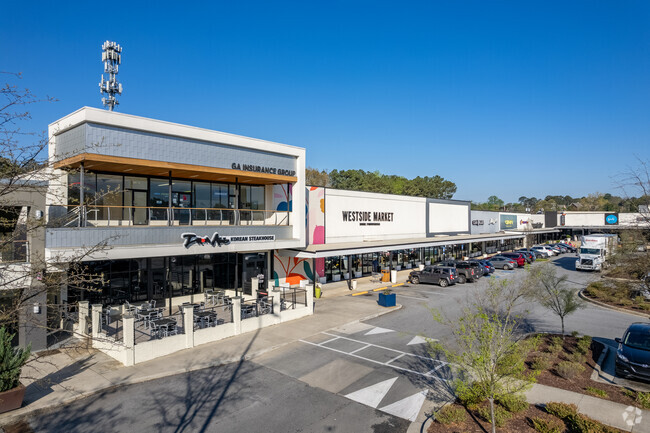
left=379, top=390, right=429, bottom=421
left=344, top=377, right=398, bottom=408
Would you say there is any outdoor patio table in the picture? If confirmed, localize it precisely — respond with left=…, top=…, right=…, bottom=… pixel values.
left=150, top=317, right=176, bottom=338
left=195, top=310, right=217, bottom=328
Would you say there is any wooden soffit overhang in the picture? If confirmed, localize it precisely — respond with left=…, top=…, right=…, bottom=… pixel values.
left=54, top=153, right=298, bottom=185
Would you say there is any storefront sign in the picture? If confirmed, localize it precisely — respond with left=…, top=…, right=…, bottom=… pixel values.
left=182, top=232, right=275, bottom=248
left=531, top=222, right=543, bottom=229
left=231, top=163, right=296, bottom=177
left=519, top=219, right=528, bottom=225
left=342, top=211, right=394, bottom=226
left=489, top=218, right=497, bottom=225
left=500, top=214, right=517, bottom=230
left=605, top=213, right=619, bottom=225
left=471, top=220, right=484, bottom=226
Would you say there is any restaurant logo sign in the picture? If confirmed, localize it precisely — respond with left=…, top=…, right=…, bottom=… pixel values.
left=342, top=211, right=394, bottom=226
left=471, top=220, right=484, bottom=226
left=182, top=232, right=275, bottom=248
left=500, top=214, right=517, bottom=230
left=532, top=222, right=543, bottom=229
left=489, top=218, right=497, bottom=225
left=231, top=163, right=296, bottom=177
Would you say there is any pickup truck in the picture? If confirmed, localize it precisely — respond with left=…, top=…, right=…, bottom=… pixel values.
left=435, top=260, right=482, bottom=284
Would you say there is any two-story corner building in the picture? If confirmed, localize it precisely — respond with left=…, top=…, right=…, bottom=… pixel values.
left=45, top=107, right=306, bottom=317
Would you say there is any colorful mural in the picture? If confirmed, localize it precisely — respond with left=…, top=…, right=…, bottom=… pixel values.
left=308, top=187, right=325, bottom=281
left=273, top=183, right=293, bottom=212
left=273, top=254, right=313, bottom=286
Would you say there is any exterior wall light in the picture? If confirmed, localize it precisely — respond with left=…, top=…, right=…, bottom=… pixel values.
left=33, top=303, right=41, bottom=314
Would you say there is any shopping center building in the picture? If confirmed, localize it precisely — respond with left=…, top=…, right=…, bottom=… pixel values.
left=1, top=107, right=647, bottom=358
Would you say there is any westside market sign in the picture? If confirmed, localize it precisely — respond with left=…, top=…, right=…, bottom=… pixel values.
left=342, top=210, right=395, bottom=226
left=182, top=232, right=276, bottom=248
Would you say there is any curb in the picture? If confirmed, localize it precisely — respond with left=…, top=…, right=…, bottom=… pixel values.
left=578, top=290, right=650, bottom=319
left=590, top=341, right=609, bottom=382
left=0, top=302, right=404, bottom=425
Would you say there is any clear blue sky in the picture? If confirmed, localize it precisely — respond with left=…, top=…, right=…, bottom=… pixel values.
left=3, top=1, right=650, bottom=203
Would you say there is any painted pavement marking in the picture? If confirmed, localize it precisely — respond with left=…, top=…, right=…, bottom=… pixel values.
left=344, top=377, right=398, bottom=408
left=407, top=336, right=427, bottom=346
left=365, top=327, right=395, bottom=336
left=379, top=390, right=429, bottom=422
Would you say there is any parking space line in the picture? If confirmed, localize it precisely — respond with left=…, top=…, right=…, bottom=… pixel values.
left=387, top=353, right=405, bottom=364
left=321, top=331, right=447, bottom=364
left=350, top=344, right=372, bottom=354
left=320, top=336, right=341, bottom=346
left=299, top=338, right=449, bottom=382
left=425, top=363, right=447, bottom=375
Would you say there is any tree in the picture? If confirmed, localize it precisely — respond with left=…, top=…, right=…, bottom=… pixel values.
left=430, top=278, right=538, bottom=433
left=0, top=73, right=108, bottom=354
left=305, top=167, right=329, bottom=187
left=486, top=195, right=504, bottom=211
left=527, top=263, right=584, bottom=337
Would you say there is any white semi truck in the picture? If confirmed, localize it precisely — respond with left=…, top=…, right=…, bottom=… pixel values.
left=575, top=234, right=617, bottom=271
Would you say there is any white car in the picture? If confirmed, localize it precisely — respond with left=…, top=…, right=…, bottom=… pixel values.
left=531, top=246, right=555, bottom=257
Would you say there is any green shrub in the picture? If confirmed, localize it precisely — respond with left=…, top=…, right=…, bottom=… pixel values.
left=455, top=381, right=488, bottom=408
left=435, top=404, right=466, bottom=425
left=547, top=336, right=564, bottom=354
left=568, top=351, right=586, bottom=364
left=477, top=404, right=512, bottom=427
left=546, top=401, right=619, bottom=433
left=556, top=361, right=585, bottom=380
left=571, top=330, right=580, bottom=338
left=495, top=393, right=528, bottom=413
left=576, top=336, right=592, bottom=355
left=531, top=352, right=552, bottom=371
left=545, top=402, right=578, bottom=419
left=530, top=417, right=563, bottom=433
left=0, top=327, right=30, bottom=392
left=585, top=386, right=607, bottom=398
left=635, top=391, right=650, bottom=409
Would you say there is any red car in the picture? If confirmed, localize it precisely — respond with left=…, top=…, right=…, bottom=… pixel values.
left=500, top=252, right=526, bottom=267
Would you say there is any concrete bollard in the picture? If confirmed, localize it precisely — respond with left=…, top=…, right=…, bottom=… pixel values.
left=306, top=284, right=314, bottom=313
left=78, top=301, right=89, bottom=336
left=272, top=290, right=281, bottom=314
left=232, top=297, right=242, bottom=335
left=390, top=270, right=397, bottom=284
left=123, top=314, right=135, bottom=366
left=182, top=304, right=194, bottom=349
left=91, top=304, right=103, bottom=338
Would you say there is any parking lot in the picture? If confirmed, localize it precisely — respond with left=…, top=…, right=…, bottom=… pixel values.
left=254, top=255, right=649, bottom=424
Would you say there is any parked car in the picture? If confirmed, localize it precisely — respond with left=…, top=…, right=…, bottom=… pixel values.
left=466, top=260, right=490, bottom=276
left=477, top=259, right=495, bottom=275
left=409, top=266, right=457, bottom=287
left=529, top=250, right=545, bottom=259
left=515, top=249, right=535, bottom=263
left=531, top=246, right=554, bottom=257
left=500, top=252, right=526, bottom=267
left=436, top=260, right=480, bottom=283
left=553, top=244, right=568, bottom=253
left=558, top=243, right=577, bottom=253
left=615, top=322, right=650, bottom=381
left=488, top=255, right=517, bottom=270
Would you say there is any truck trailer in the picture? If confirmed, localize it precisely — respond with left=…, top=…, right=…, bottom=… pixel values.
left=575, top=234, right=617, bottom=271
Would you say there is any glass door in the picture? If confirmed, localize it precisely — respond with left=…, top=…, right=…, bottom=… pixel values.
left=124, top=190, right=148, bottom=225
left=172, top=192, right=192, bottom=225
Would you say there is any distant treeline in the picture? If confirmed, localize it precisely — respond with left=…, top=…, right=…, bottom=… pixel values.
left=305, top=168, right=457, bottom=200
left=473, top=193, right=648, bottom=213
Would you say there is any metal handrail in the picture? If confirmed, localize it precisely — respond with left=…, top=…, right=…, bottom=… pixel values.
left=47, top=205, right=291, bottom=228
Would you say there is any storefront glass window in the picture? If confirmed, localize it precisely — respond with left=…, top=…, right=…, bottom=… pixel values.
left=149, top=178, right=169, bottom=221
left=95, top=174, right=123, bottom=220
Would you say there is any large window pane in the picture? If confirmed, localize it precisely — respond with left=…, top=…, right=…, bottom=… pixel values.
left=124, top=176, right=147, bottom=190
left=150, top=178, right=169, bottom=221
left=193, top=182, right=210, bottom=221
left=172, top=180, right=191, bottom=193
left=96, top=174, right=123, bottom=220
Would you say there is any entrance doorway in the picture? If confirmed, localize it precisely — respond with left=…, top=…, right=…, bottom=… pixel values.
left=124, top=190, right=148, bottom=225
left=172, top=192, right=192, bottom=225
left=242, top=253, right=266, bottom=295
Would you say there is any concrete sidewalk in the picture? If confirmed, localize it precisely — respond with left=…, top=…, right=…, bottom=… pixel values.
left=526, top=383, right=650, bottom=432
left=0, top=292, right=401, bottom=426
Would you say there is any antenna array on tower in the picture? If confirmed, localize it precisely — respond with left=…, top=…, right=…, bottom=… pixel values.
left=99, top=41, right=123, bottom=111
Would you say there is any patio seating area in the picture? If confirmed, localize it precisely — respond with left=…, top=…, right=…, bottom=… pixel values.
left=76, top=279, right=314, bottom=366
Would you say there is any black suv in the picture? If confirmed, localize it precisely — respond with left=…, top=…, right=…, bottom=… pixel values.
left=615, top=322, right=650, bottom=381
left=436, top=260, right=481, bottom=283
left=409, top=266, right=457, bottom=287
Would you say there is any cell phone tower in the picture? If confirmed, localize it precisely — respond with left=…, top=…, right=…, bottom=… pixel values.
left=99, top=41, right=123, bottom=111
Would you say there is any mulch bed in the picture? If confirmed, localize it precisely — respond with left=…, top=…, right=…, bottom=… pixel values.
left=582, top=290, right=650, bottom=315
left=526, top=334, right=637, bottom=407
left=427, top=403, right=557, bottom=433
